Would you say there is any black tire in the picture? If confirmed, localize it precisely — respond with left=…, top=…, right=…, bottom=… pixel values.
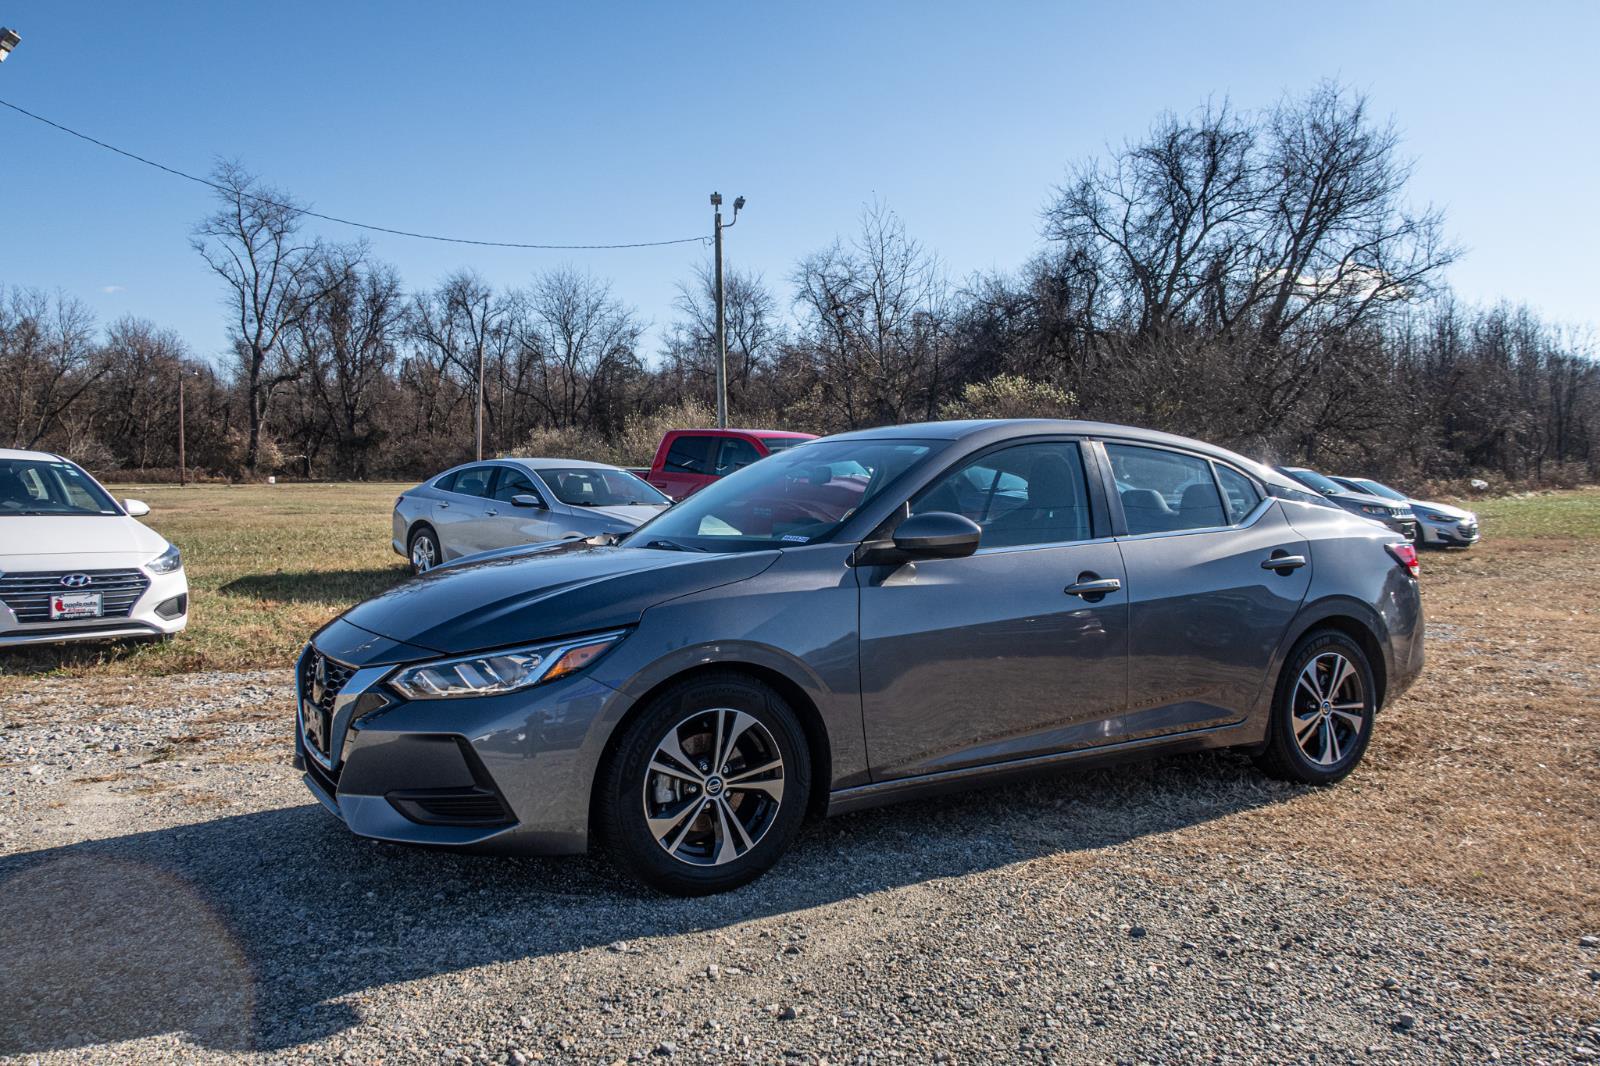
left=596, top=672, right=811, bottom=896
left=407, top=524, right=440, bottom=575
left=1252, top=629, right=1377, bottom=785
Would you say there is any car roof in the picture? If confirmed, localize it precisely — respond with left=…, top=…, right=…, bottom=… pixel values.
left=822, top=419, right=1295, bottom=488
left=0, top=448, right=67, bottom=462
left=495, top=457, right=623, bottom=471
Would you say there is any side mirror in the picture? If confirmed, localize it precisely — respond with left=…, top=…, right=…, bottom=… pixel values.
left=124, top=498, right=151, bottom=517
left=891, top=511, right=982, bottom=559
left=511, top=493, right=545, bottom=509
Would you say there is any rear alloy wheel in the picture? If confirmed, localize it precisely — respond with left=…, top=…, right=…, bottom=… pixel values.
left=408, top=526, right=440, bottom=575
left=1253, top=630, right=1376, bottom=785
left=598, top=673, right=810, bottom=895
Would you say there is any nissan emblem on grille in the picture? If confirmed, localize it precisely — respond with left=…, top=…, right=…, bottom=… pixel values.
left=60, top=573, right=93, bottom=588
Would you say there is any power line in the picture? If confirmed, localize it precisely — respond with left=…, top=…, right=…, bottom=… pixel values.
left=0, top=97, right=710, bottom=251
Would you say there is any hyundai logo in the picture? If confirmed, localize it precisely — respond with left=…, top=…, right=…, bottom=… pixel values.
left=60, top=573, right=93, bottom=588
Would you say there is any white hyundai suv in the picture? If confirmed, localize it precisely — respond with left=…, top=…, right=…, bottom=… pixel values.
left=0, top=449, right=188, bottom=647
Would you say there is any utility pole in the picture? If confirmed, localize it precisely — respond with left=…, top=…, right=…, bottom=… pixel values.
left=177, top=367, right=200, bottom=486
left=710, top=192, right=745, bottom=429
left=475, top=344, right=485, bottom=460
left=178, top=368, right=187, bottom=486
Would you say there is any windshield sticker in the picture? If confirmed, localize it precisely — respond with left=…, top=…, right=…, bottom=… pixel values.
left=780, top=534, right=810, bottom=543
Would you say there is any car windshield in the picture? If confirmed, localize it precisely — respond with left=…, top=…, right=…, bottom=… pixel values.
left=1351, top=478, right=1408, bottom=502
left=1283, top=468, right=1345, bottom=495
left=537, top=467, right=668, bottom=507
left=0, top=458, right=120, bottom=516
left=623, top=438, right=937, bottom=552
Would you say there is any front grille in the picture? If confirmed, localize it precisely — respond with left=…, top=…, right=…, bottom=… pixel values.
left=299, top=649, right=356, bottom=760
left=0, top=569, right=150, bottom=623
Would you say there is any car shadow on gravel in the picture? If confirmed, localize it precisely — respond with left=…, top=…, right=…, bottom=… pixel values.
left=0, top=749, right=1292, bottom=1056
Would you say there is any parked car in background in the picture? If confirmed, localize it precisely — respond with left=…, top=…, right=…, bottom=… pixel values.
left=0, top=449, right=187, bottom=647
left=393, top=458, right=670, bottom=574
left=1277, top=466, right=1417, bottom=540
left=1331, top=476, right=1479, bottom=548
left=636, top=428, right=816, bottom=499
left=299, top=420, right=1423, bottom=895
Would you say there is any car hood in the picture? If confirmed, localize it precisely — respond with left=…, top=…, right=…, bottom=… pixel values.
left=1412, top=499, right=1472, bottom=519
left=339, top=538, right=779, bottom=655
left=571, top=503, right=668, bottom=527
left=0, top=515, right=168, bottom=565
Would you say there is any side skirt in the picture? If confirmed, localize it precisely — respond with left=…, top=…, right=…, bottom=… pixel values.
left=825, top=720, right=1257, bottom=818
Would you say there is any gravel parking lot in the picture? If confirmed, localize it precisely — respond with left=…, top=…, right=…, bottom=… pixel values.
left=3, top=528, right=1598, bottom=1064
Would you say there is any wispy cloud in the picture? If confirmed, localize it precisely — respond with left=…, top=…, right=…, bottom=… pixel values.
left=101, top=285, right=125, bottom=294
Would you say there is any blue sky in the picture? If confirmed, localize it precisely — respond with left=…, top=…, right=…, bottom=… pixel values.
left=1, top=2, right=1596, bottom=366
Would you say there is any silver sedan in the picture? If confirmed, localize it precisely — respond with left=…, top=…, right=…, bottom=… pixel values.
left=392, top=458, right=670, bottom=574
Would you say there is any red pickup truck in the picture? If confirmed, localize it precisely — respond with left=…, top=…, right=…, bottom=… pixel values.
left=637, top=428, right=816, bottom=499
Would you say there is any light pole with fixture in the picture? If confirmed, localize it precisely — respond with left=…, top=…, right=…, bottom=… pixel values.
left=0, top=28, right=21, bottom=62
left=709, top=191, right=744, bottom=429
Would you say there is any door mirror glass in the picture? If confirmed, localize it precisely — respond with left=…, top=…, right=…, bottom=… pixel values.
left=511, top=493, right=545, bottom=509
left=892, top=511, right=982, bottom=558
left=123, top=498, right=151, bottom=517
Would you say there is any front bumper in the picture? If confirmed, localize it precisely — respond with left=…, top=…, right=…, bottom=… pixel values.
left=1417, top=516, right=1479, bottom=547
left=0, top=566, right=187, bottom=647
left=293, top=621, right=628, bottom=854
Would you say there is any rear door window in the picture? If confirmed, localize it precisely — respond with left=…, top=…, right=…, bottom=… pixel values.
left=1105, top=443, right=1227, bottom=534
left=1215, top=465, right=1262, bottom=524
left=664, top=435, right=719, bottom=475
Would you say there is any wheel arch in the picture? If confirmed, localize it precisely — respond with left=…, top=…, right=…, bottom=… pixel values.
left=1279, top=598, right=1391, bottom=711
left=589, top=659, right=835, bottom=825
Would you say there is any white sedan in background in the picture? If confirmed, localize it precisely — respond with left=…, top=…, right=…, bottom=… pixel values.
left=0, top=448, right=188, bottom=646
left=393, top=458, right=671, bottom=574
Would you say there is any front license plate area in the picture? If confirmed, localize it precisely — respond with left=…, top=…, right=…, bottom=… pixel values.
left=302, top=698, right=330, bottom=755
left=50, top=592, right=103, bottom=620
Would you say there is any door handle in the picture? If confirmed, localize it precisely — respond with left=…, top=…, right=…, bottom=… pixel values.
left=485, top=508, right=498, bottom=516
left=1065, top=574, right=1122, bottom=599
left=439, top=501, right=450, bottom=509
left=1262, top=552, right=1307, bottom=572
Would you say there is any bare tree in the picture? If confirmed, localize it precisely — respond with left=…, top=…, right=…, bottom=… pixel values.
left=511, top=269, right=644, bottom=431
left=792, top=202, right=950, bottom=428
left=193, top=161, right=338, bottom=473
left=0, top=287, right=103, bottom=449
left=663, top=263, right=783, bottom=407
left=288, top=253, right=404, bottom=478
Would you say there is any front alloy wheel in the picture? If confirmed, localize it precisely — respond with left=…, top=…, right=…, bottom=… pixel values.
left=598, top=673, right=810, bottom=895
left=643, top=708, right=786, bottom=866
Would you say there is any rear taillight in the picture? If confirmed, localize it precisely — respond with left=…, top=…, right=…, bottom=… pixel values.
left=1386, top=542, right=1419, bottom=577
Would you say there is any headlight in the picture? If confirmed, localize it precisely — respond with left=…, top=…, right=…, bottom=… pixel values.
left=1359, top=505, right=1387, bottom=516
left=388, top=631, right=624, bottom=701
left=147, top=544, right=182, bottom=573
left=1423, top=512, right=1456, bottom=523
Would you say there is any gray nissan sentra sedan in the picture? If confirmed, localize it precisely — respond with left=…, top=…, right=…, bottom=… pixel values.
left=295, top=420, right=1424, bottom=895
